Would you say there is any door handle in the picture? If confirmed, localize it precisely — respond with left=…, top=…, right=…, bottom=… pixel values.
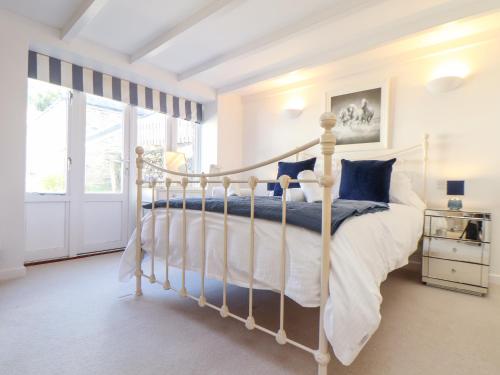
left=67, top=156, right=72, bottom=172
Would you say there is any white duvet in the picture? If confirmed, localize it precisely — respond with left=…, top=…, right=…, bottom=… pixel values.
left=119, top=203, right=422, bottom=365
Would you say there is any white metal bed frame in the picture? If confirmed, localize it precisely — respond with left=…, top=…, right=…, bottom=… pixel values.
left=133, top=112, right=428, bottom=375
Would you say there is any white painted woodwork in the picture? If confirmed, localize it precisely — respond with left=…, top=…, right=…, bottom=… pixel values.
left=163, top=179, right=172, bottom=290
left=82, top=201, right=124, bottom=251
left=130, top=0, right=237, bottom=63
left=25, top=90, right=130, bottom=262
left=79, top=98, right=130, bottom=255
left=177, top=0, right=380, bottom=80
left=25, top=202, right=68, bottom=262
left=216, top=0, right=500, bottom=93
left=61, top=0, right=109, bottom=41
left=149, top=182, right=157, bottom=283
left=135, top=146, right=144, bottom=296
left=4, top=0, right=500, bottom=97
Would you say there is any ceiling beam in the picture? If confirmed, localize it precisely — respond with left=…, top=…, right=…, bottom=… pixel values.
left=217, top=0, right=500, bottom=94
left=61, top=0, right=109, bottom=41
left=177, top=0, right=380, bottom=81
left=130, top=0, right=239, bottom=63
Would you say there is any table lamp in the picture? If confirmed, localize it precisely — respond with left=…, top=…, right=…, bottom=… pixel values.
left=447, top=180, right=464, bottom=210
left=165, top=151, right=187, bottom=173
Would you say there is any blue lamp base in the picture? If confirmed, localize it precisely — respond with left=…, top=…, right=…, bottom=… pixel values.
left=448, top=198, right=463, bottom=211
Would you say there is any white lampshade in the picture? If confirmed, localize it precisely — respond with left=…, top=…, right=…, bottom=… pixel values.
left=426, top=76, right=464, bottom=93
left=165, top=151, right=187, bottom=173
left=427, top=61, right=469, bottom=94
left=284, top=97, right=304, bottom=118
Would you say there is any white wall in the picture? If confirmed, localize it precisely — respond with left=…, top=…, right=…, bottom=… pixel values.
left=239, top=36, right=500, bottom=280
left=217, top=94, right=243, bottom=171
left=0, top=11, right=29, bottom=280
left=200, top=101, right=218, bottom=173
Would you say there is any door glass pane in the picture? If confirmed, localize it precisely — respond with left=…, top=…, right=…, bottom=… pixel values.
left=26, top=79, right=69, bottom=194
left=137, top=107, right=168, bottom=180
left=85, top=95, right=125, bottom=193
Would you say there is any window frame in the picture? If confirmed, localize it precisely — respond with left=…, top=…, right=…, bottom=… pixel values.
left=136, top=109, right=202, bottom=174
left=25, top=79, right=72, bottom=197
left=84, top=93, right=127, bottom=194
left=25, top=78, right=203, bottom=200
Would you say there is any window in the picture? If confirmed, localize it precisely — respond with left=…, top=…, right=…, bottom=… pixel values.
left=85, top=95, right=125, bottom=193
left=25, top=79, right=70, bottom=194
left=175, top=118, right=199, bottom=174
left=137, top=107, right=169, bottom=180
left=136, top=108, right=200, bottom=179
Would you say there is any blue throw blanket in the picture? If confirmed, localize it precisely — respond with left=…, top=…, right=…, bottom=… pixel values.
left=143, top=197, right=388, bottom=235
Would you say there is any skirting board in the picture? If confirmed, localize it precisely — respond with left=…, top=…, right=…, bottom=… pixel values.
left=0, top=266, right=26, bottom=281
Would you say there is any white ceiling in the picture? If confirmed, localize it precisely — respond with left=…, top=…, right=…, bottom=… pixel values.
left=1, top=0, right=500, bottom=100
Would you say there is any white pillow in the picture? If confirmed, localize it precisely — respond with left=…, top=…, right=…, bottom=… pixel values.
left=389, top=172, right=426, bottom=211
left=313, top=162, right=341, bottom=199
left=332, top=168, right=341, bottom=199
left=211, top=186, right=225, bottom=198
left=285, top=188, right=306, bottom=202
left=318, top=163, right=425, bottom=209
left=298, top=170, right=322, bottom=203
left=212, top=185, right=249, bottom=198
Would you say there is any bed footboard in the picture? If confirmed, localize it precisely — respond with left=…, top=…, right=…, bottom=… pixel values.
left=134, top=113, right=337, bottom=375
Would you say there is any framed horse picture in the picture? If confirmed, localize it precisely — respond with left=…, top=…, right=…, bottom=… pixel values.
left=325, top=80, right=390, bottom=151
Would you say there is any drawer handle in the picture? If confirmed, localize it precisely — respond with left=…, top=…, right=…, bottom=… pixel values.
left=451, top=268, right=457, bottom=273
left=452, top=247, right=458, bottom=252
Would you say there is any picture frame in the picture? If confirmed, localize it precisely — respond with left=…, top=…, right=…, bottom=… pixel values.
left=325, top=80, right=390, bottom=151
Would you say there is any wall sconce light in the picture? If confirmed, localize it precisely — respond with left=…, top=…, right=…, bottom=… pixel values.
left=426, top=61, right=469, bottom=94
left=284, top=97, right=305, bottom=118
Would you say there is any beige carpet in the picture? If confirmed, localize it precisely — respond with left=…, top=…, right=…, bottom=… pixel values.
left=0, top=253, right=499, bottom=375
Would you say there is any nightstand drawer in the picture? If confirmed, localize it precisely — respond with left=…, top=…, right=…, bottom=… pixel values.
left=424, top=237, right=486, bottom=264
left=427, top=258, right=482, bottom=285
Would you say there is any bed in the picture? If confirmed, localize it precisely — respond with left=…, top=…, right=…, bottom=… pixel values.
left=120, top=112, right=428, bottom=374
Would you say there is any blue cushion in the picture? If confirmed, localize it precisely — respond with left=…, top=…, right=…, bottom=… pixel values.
left=339, top=159, right=396, bottom=203
left=267, top=182, right=276, bottom=191
left=273, top=157, right=316, bottom=196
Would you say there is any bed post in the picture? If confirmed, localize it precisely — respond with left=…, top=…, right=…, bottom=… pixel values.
left=316, top=112, right=336, bottom=375
left=135, top=146, right=145, bottom=297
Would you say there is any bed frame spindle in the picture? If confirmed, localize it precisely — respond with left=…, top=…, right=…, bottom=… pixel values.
left=246, top=176, right=258, bottom=330
left=163, top=178, right=171, bottom=290
left=220, top=177, right=231, bottom=318
left=199, top=174, right=208, bottom=306
left=149, top=179, right=157, bottom=284
left=180, top=177, right=188, bottom=297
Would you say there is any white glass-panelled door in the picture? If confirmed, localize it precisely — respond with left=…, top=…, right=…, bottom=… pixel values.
left=25, top=80, right=130, bottom=262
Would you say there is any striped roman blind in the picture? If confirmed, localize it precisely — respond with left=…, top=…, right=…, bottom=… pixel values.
left=27, top=50, right=203, bottom=123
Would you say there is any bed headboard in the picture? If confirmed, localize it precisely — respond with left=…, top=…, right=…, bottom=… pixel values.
left=299, top=135, right=429, bottom=202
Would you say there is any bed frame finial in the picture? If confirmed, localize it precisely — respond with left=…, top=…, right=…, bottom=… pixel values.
left=320, top=112, right=336, bottom=156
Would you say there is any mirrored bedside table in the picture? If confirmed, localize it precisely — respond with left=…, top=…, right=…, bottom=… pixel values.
left=422, top=208, right=492, bottom=295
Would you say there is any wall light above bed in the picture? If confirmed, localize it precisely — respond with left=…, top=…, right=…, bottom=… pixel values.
left=284, top=97, right=305, bottom=118
left=426, top=61, right=469, bottom=93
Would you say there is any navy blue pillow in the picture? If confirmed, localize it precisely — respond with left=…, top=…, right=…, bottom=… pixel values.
left=339, top=158, right=396, bottom=203
left=273, top=157, right=316, bottom=196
